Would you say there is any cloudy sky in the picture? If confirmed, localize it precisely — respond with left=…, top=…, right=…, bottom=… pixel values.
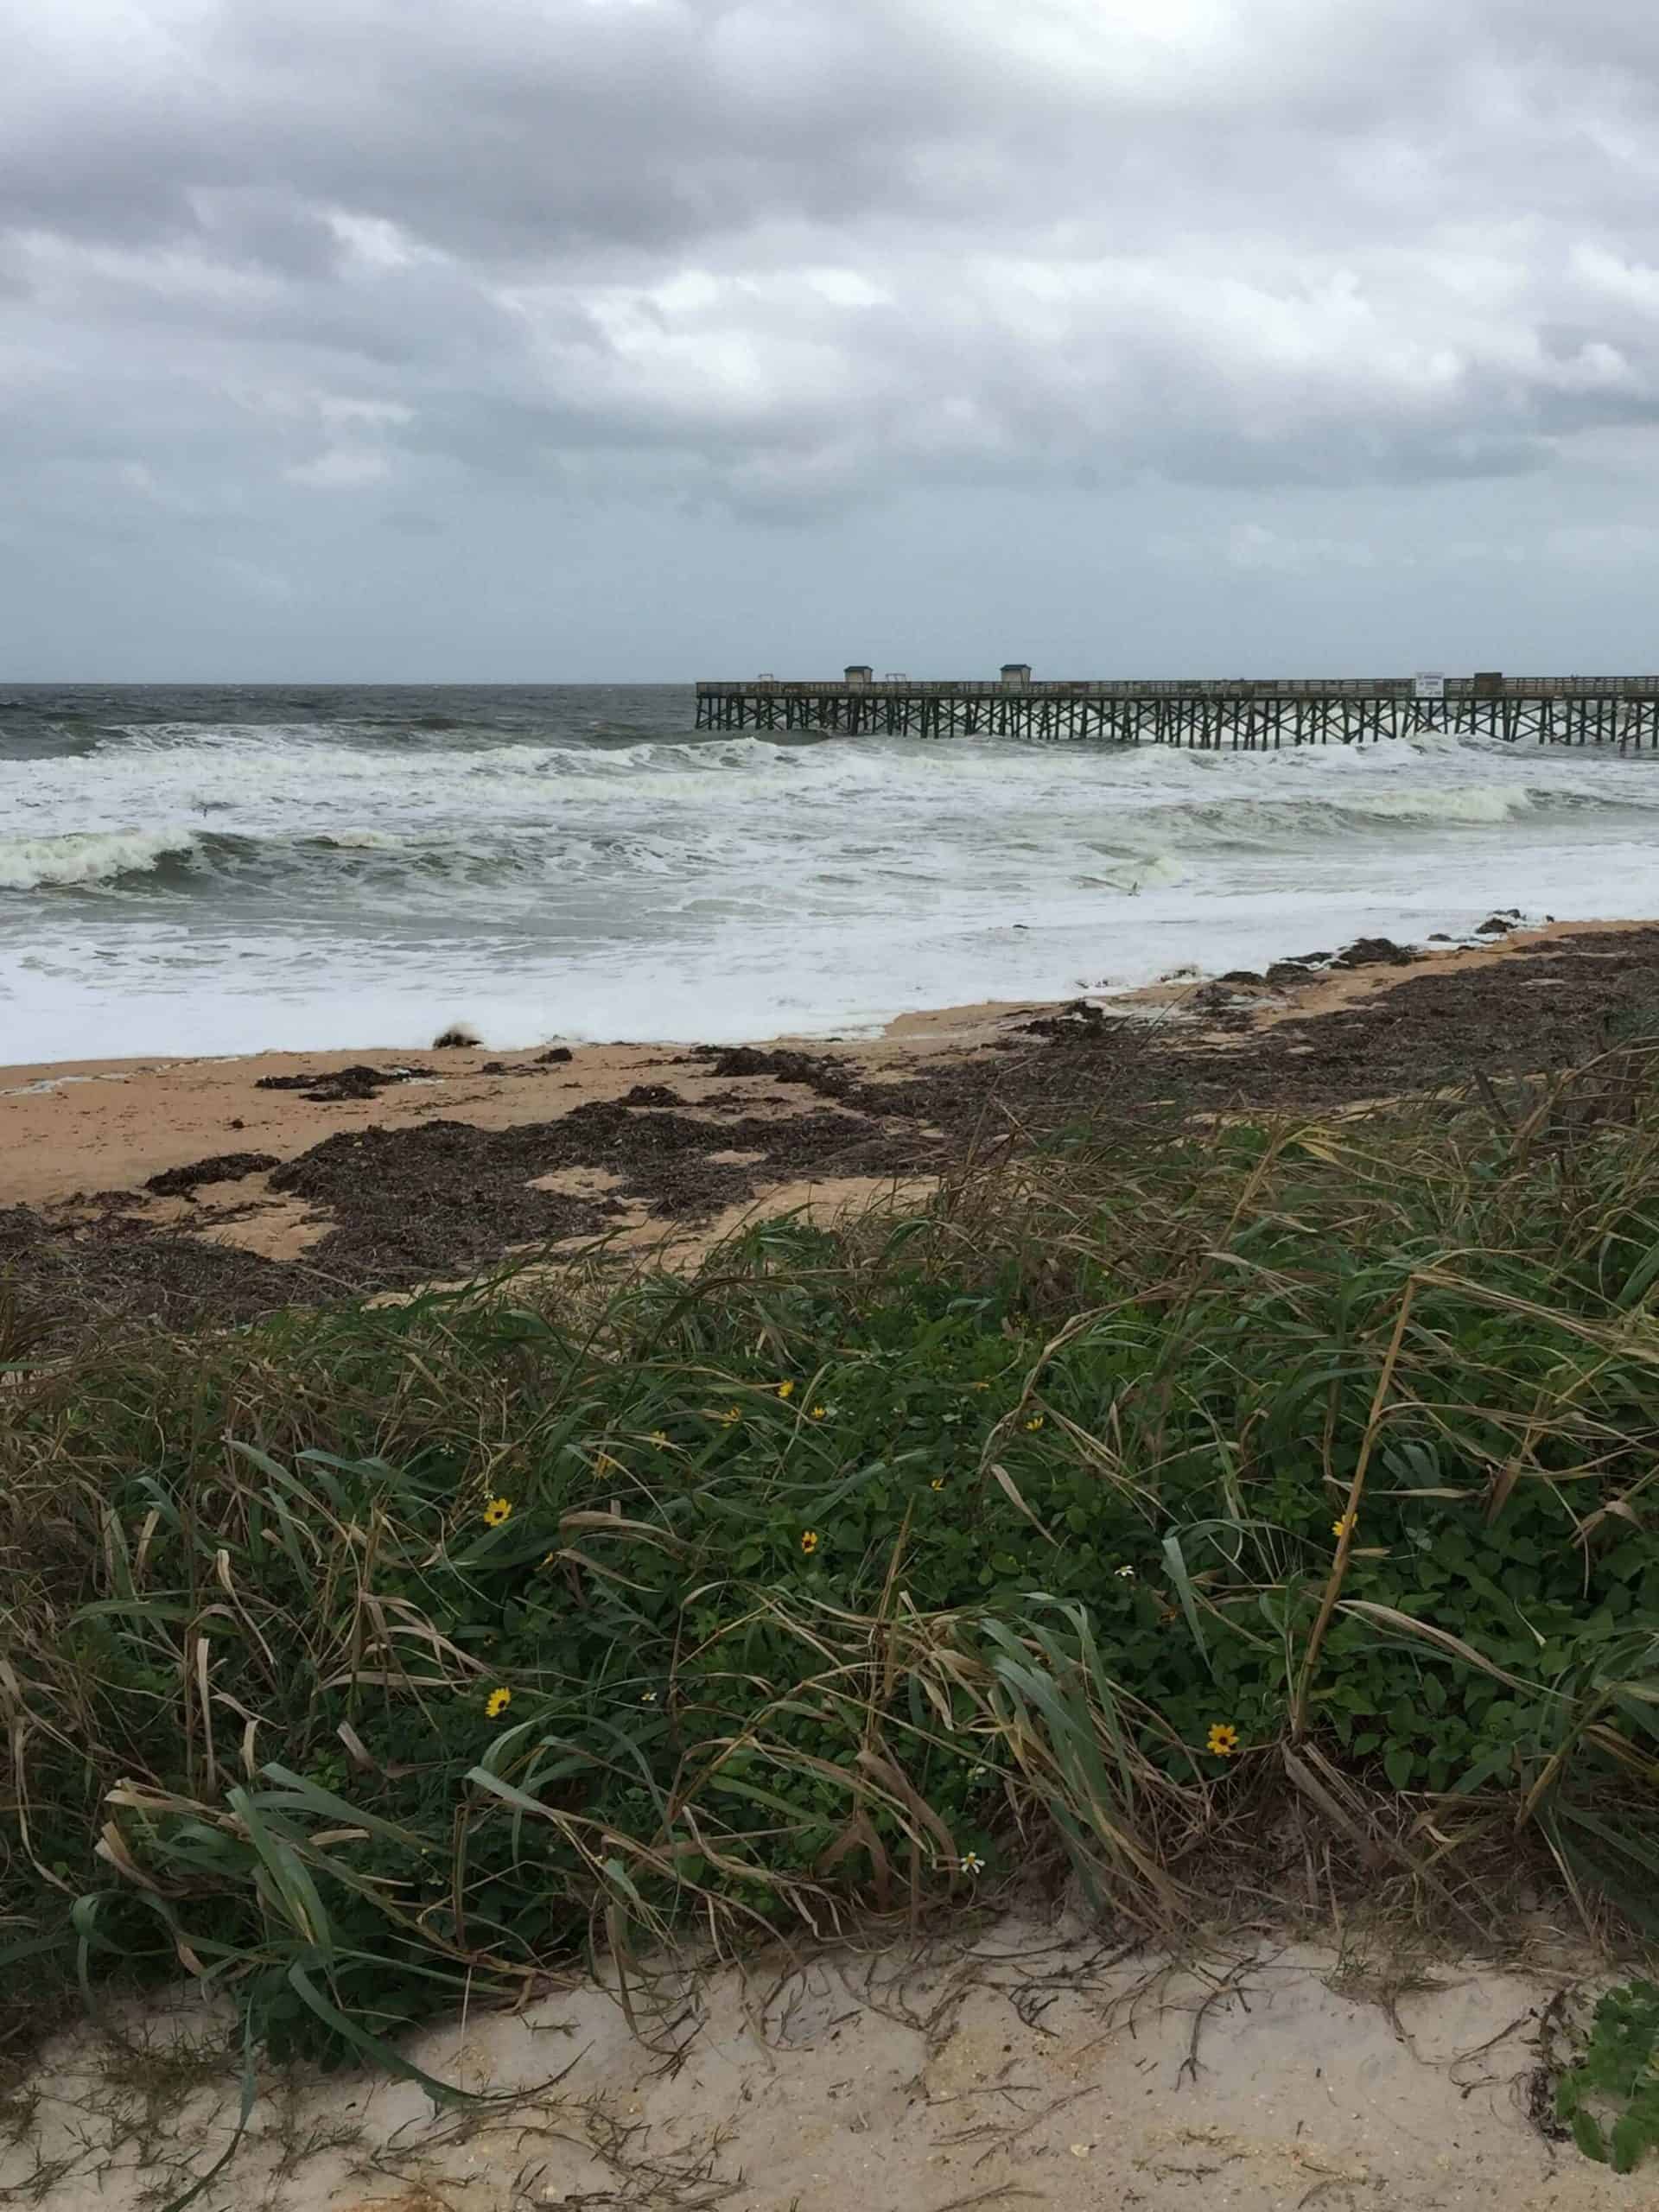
left=9, top=0, right=1659, bottom=680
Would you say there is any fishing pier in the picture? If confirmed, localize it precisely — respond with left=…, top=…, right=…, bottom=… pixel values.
left=695, top=666, right=1659, bottom=747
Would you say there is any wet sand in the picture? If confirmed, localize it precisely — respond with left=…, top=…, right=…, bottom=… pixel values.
left=4, top=917, right=1657, bottom=1340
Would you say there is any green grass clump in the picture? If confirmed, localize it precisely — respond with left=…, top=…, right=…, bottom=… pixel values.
left=1555, top=1980, right=1659, bottom=2170
left=3, top=1045, right=1659, bottom=2077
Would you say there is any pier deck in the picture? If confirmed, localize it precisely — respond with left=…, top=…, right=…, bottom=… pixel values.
left=695, top=675, right=1659, bottom=747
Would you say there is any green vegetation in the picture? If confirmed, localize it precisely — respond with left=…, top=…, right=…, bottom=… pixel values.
left=3, top=1044, right=1659, bottom=2085
left=1555, top=1980, right=1659, bottom=2171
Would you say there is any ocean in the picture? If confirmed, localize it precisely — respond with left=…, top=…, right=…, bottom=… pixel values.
left=4, top=683, right=1659, bottom=1065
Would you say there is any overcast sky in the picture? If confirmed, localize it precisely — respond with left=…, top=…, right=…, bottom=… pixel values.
left=9, top=0, right=1659, bottom=680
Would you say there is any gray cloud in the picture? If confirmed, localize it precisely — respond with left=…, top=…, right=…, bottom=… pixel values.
left=8, top=0, right=1659, bottom=675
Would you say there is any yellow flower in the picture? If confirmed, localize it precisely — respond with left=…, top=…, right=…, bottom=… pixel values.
left=800, top=1529, right=821, bottom=1554
left=483, top=1497, right=512, bottom=1528
left=594, top=1452, right=621, bottom=1477
left=1332, top=1514, right=1356, bottom=1540
left=777, top=1380, right=795, bottom=1400
left=809, top=1404, right=829, bottom=1421
left=713, top=1406, right=741, bottom=1426
left=931, top=1477, right=946, bottom=1491
left=540, top=1550, right=557, bottom=1568
left=649, top=1431, right=671, bottom=1449
left=1025, top=1415, right=1046, bottom=1433
left=1206, top=1722, right=1240, bottom=1758
left=486, top=1687, right=512, bottom=1719
left=970, top=1380, right=991, bottom=1392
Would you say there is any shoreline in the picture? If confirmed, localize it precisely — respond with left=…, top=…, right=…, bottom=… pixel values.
left=2, top=914, right=1647, bottom=1211
left=6, top=914, right=1658, bottom=1339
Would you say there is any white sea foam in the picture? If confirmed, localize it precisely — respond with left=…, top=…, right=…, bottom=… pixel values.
left=4, top=708, right=1659, bottom=1058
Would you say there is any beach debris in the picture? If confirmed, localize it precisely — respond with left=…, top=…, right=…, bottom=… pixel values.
left=1262, top=951, right=1331, bottom=983
left=1017, top=999, right=1109, bottom=1040
left=431, top=1025, right=481, bottom=1048
left=143, top=1151, right=280, bottom=1198
left=1186, top=981, right=1256, bottom=1028
left=1327, top=936, right=1416, bottom=969
left=690, top=1043, right=873, bottom=1106
left=478, top=1048, right=580, bottom=1074
left=255, top=1063, right=434, bottom=1103
left=620, top=1084, right=680, bottom=1107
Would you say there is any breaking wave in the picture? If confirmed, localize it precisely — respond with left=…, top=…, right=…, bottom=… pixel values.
left=0, top=829, right=200, bottom=891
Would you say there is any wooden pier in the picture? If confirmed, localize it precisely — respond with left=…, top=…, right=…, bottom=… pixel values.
left=696, top=670, right=1659, bottom=748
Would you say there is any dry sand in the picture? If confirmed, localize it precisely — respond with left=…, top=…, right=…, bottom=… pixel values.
left=7, top=1919, right=1637, bottom=2212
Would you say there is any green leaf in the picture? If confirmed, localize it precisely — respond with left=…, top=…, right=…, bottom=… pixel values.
left=287, top=1965, right=463, bottom=2100
left=1611, top=2113, right=1654, bottom=2174
left=1569, top=2110, right=1608, bottom=2164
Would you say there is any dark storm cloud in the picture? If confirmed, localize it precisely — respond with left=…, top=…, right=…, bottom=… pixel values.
left=10, top=0, right=1659, bottom=673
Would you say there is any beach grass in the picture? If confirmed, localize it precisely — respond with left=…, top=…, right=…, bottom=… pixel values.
left=3, top=1039, right=1659, bottom=2082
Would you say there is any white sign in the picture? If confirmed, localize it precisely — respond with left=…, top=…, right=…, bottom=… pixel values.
left=1413, top=671, right=1446, bottom=700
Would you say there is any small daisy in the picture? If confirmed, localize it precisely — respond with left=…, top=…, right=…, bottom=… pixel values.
left=800, top=1529, right=821, bottom=1554
left=483, top=1497, right=512, bottom=1528
left=1116, top=1563, right=1136, bottom=1580
left=485, top=1687, right=512, bottom=1719
left=640, top=1688, right=658, bottom=1704
left=1206, top=1722, right=1240, bottom=1758
left=961, top=1850, right=986, bottom=1878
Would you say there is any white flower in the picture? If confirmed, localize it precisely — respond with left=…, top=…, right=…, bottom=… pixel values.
left=961, top=1850, right=986, bottom=1877
left=1116, top=1564, right=1136, bottom=1579
left=640, top=1688, right=658, bottom=1704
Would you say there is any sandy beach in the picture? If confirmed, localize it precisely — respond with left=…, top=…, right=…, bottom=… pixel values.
left=9, top=1923, right=1632, bottom=2212
left=6, top=916, right=1657, bottom=1339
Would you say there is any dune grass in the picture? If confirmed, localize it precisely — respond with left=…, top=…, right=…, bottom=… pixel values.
left=3, top=1041, right=1659, bottom=2080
